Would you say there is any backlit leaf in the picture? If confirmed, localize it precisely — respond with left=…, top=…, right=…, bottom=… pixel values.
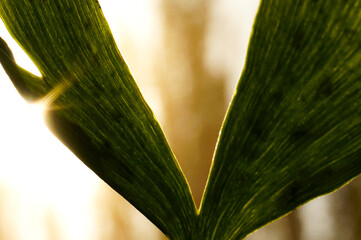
left=0, top=1, right=196, bottom=239
left=200, top=1, right=361, bottom=239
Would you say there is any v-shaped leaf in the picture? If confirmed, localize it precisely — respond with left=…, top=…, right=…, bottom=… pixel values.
left=0, top=1, right=196, bottom=239
left=199, top=0, right=361, bottom=239
left=4, top=0, right=361, bottom=240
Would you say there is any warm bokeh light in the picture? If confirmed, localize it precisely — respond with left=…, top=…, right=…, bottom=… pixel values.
left=0, top=23, right=99, bottom=240
left=2, top=1, right=359, bottom=240
left=0, top=1, right=164, bottom=239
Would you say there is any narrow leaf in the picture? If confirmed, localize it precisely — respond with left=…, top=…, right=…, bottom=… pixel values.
left=200, top=1, right=361, bottom=239
left=0, top=1, right=196, bottom=238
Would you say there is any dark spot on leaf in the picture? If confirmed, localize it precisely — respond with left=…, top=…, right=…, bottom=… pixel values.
left=92, top=80, right=104, bottom=91
left=84, top=21, right=91, bottom=30
left=89, top=54, right=101, bottom=66
left=277, top=70, right=297, bottom=90
left=343, top=28, right=360, bottom=46
left=285, top=184, right=301, bottom=206
left=270, top=90, right=284, bottom=105
left=292, top=27, right=306, bottom=50
left=298, top=167, right=312, bottom=178
left=246, top=120, right=269, bottom=163
left=93, top=55, right=100, bottom=65
left=250, top=122, right=263, bottom=139
left=112, top=111, right=123, bottom=122
left=139, top=139, right=147, bottom=150
left=90, top=81, right=105, bottom=99
left=248, top=112, right=268, bottom=142
left=100, top=140, right=113, bottom=160
left=278, top=181, right=304, bottom=210
left=235, top=171, right=255, bottom=184
left=290, top=124, right=311, bottom=142
left=103, top=140, right=112, bottom=150
left=318, top=166, right=337, bottom=179
left=119, top=163, right=136, bottom=184
left=94, top=0, right=102, bottom=9
left=344, top=28, right=357, bottom=38
left=66, top=6, right=74, bottom=14
left=246, top=148, right=262, bottom=164
left=314, top=76, right=334, bottom=100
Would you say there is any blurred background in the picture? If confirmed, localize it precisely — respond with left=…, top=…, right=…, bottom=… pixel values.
left=0, top=0, right=360, bottom=239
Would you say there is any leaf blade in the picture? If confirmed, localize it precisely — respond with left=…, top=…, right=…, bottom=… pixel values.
left=0, top=1, right=196, bottom=238
left=200, top=0, right=361, bottom=239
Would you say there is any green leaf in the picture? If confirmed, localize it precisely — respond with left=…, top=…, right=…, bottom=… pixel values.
left=0, top=1, right=196, bottom=239
left=199, top=0, right=361, bottom=239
